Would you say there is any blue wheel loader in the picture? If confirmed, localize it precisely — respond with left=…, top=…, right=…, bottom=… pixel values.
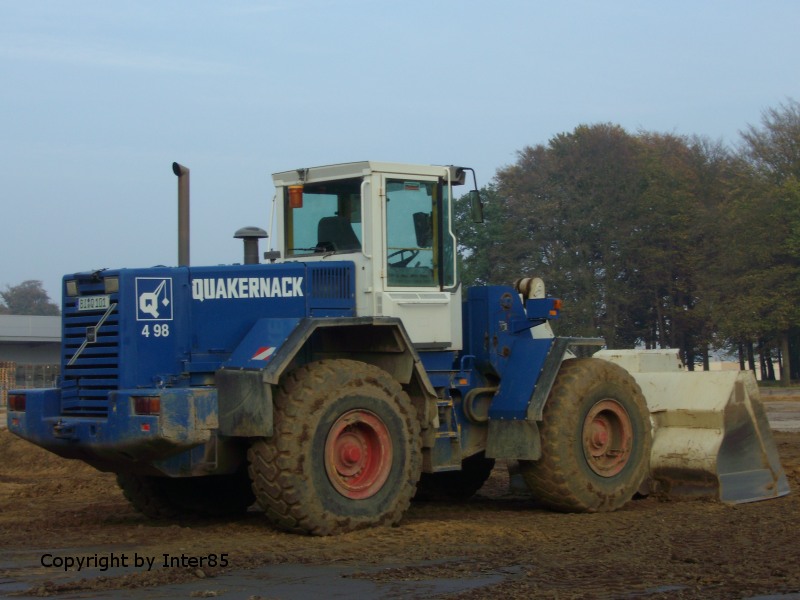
left=6, top=161, right=789, bottom=535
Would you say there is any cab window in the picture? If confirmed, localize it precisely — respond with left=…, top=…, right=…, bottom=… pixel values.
left=284, top=178, right=362, bottom=256
left=385, top=179, right=438, bottom=287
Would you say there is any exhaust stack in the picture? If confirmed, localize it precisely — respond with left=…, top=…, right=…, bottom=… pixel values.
left=172, top=162, right=190, bottom=267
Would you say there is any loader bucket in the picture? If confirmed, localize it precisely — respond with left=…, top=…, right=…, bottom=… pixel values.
left=595, top=350, right=790, bottom=504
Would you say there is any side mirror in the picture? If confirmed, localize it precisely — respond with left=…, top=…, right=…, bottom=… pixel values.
left=468, top=189, right=484, bottom=223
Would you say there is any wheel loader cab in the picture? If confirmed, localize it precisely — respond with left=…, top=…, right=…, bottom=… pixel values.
left=273, top=162, right=465, bottom=350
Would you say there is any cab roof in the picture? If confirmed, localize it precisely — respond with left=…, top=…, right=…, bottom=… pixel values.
left=271, top=161, right=458, bottom=186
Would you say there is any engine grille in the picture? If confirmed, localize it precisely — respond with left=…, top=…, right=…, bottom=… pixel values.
left=306, top=264, right=355, bottom=315
left=308, top=264, right=353, bottom=300
left=61, top=278, right=120, bottom=417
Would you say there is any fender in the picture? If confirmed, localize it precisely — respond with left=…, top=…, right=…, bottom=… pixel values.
left=215, top=316, right=438, bottom=438
left=486, top=337, right=604, bottom=460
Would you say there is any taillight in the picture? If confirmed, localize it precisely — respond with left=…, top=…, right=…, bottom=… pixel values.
left=133, top=396, right=161, bottom=415
left=8, top=394, right=26, bottom=412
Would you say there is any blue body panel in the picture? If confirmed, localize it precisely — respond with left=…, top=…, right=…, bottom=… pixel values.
left=224, top=317, right=303, bottom=369
left=7, top=260, right=356, bottom=475
left=461, top=286, right=557, bottom=420
left=7, top=262, right=564, bottom=473
left=487, top=336, right=554, bottom=419
left=418, top=351, right=459, bottom=388
left=6, top=386, right=218, bottom=475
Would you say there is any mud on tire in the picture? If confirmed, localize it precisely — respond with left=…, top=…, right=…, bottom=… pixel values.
left=248, top=359, right=422, bottom=535
left=519, top=358, right=652, bottom=513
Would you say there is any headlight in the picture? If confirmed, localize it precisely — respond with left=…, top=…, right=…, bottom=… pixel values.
left=104, top=277, right=119, bottom=294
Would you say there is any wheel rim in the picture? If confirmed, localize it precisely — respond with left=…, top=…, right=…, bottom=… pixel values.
left=324, top=409, right=393, bottom=500
left=582, top=399, right=634, bottom=477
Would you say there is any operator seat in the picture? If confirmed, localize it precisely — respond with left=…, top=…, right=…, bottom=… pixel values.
left=317, top=216, right=361, bottom=252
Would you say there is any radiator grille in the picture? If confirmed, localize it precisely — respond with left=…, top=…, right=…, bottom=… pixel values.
left=61, top=279, right=119, bottom=416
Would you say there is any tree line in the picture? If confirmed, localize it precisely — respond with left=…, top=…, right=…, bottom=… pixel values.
left=456, top=99, right=800, bottom=381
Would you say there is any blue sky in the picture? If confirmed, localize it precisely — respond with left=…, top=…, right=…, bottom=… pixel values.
left=1, top=0, right=799, bottom=304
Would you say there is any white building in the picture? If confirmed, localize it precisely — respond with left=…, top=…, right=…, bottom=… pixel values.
left=0, top=315, right=60, bottom=405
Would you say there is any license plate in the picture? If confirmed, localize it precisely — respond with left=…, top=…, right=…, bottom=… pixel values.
left=78, top=295, right=110, bottom=311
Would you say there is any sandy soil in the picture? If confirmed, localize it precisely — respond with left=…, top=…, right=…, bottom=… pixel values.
left=0, top=416, right=798, bottom=598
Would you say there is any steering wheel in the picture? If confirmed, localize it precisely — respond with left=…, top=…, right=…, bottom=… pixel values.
left=387, top=249, right=420, bottom=268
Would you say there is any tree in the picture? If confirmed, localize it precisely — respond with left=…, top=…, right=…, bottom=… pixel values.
left=632, top=133, right=732, bottom=368
left=457, top=124, right=744, bottom=368
left=0, top=280, right=60, bottom=316
left=477, top=124, right=720, bottom=360
left=716, top=99, right=800, bottom=382
left=740, top=99, right=800, bottom=184
left=490, top=124, right=648, bottom=346
left=455, top=104, right=800, bottom=377
left=453, top=183, right=513, bottom=287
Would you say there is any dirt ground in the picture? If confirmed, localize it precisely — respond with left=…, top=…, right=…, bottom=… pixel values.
left=1, top=402, right=799, bottom=599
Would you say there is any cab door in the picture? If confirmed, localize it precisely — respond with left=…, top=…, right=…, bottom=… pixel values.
left=377, top=175, right=462, bottom=350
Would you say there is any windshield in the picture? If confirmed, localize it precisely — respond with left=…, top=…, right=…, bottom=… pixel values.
left=284, top=177, right=362, bottom=256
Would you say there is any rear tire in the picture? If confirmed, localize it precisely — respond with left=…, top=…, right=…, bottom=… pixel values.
left=117, top=468, right=255, bottom=519
left=117, top=473, right=181, bottom=519
left=248, top=359, right=422, bottom=535
left=519, top=358, right=651, bottom=512
left=415, top=452, right=495, bottom=501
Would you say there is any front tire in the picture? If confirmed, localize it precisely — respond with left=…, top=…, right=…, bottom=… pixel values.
left=519, top=358, right=651, bottom=512
left=248, top=359, right=422, bottom=535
